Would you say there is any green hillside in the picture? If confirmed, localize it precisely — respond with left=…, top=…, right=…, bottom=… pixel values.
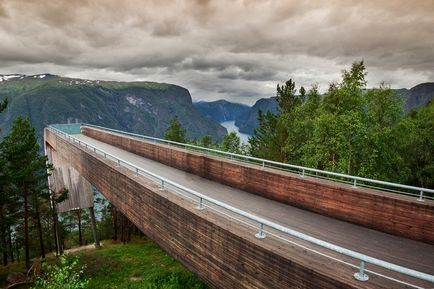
left=0, top=74, right=226, bottom=143
left=0, top=238, right=207, bottom=289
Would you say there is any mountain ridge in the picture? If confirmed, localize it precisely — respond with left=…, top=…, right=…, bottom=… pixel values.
left=195, top=82, right=434, bottom=135
left=0, top=74, right=227, bottom=144
left=398, top=82, right=434, bottom=111
left=193, top=99, right=250, bottom=123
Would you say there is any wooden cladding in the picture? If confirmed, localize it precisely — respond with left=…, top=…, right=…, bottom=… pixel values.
left=81, top=126, right=434, bottom=244
left=45, top=128, right=407, bottom=289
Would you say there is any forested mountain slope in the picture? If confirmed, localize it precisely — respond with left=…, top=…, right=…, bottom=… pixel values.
left=0, top=74, right=226, bottom=143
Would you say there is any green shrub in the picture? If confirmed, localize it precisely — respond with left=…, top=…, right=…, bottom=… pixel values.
left=32, top=255, right=89, bottom=289
left=145, top=271, right=207, bottom=289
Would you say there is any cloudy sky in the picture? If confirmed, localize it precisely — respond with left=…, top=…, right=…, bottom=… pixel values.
left=0, top=0, right=433, bottom=104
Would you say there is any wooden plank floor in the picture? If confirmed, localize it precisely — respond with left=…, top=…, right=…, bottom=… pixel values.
left=73, top=133, right=434, bottom=286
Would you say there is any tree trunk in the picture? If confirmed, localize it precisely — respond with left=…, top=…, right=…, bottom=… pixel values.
left=2, top=232, right=7, bottom=266
left=119, top=213, right=131, bottom=244
left=111, top=206, right=118, bottom=241
left=15, top=242, right=19, bottom=262
left=50, top=196, right=61, bottom=255
left=88, top=207, right=100, bottom=248
left=52, top=215, right=58, bottom=255
left=120, top=213, right=125, bottom=244
left=23, top=184, right=30, bottom=270
left=0, top=207, right=7, bottom=266
left=35, top=205, right=45, bottom=259
left=8, top=226, right=14, bottom=263
left=77, top=210, right=83, bottom=246
left=127, top=219, right=132, bottom=242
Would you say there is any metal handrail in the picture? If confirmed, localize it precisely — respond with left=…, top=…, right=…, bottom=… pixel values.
left=78, top=123, right=434, bottom=200
left=47, top=125, right=434, bottom=285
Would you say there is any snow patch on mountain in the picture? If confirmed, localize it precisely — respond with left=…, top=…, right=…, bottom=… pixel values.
left=0, top=74, right=23, bottom=81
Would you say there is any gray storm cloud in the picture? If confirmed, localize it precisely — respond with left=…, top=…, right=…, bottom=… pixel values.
left=0, top=0, right=433, bottom=104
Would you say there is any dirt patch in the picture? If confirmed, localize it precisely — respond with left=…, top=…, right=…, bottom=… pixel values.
left=64, top=242, right=103, bottom=254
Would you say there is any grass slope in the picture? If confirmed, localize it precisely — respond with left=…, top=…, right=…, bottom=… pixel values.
left=80, top=239, right=206, bottom=289
left=0, top=238, right=207, bottom=289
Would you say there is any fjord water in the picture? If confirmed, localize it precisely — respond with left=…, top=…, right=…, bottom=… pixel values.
left=220, top=120, right=251, bottom=144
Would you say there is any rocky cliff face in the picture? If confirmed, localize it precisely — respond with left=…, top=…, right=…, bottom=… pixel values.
left=0, top=74, right=226, bottom=143
left=398, top=82, right=434, bottom=112
left=194, top=100, right=250, bottom=122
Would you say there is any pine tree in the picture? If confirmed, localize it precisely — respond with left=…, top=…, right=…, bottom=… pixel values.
left=0, top=96, right=12, bottom=265
left=30, top=181, right=51, bottom=259
left=249, top=109, right=278, bottom=159
left=0, top=146, right=12, bottom=266
left=250, top=79, right=301, bottom=162
left=200, top=135, right=212, bottom=148
left=0, top=117, right=52, bottom=269
left=276, top=79, right=297, bottom=113
left=164, top=116, right=187, bottom=143
left=220, top=132, right=241, bottom=153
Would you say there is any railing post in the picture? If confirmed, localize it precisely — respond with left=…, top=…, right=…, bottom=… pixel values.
left=104, top=153, right=106, bottom=158
left=262, top=161, right=265, bottom=168
left=94, top=147, right=96, bottom=153
left=196, top=197, right=204, bottom=210
left=354, top=260, right=369, bottom=281
left=417, top=191, right=424, bottom=202
left=300, top=169, right=305, bottom=178
left=255, top=223, right=266, bottom=239
left=352, top=179, right=357, bottom=188
left=135, top=168, right=139, bottom=176
left=117, top=159, right=121, bottom=166
left=160, top=180, right=165, bottom=191
left=230, top=155, right=233, bottom=160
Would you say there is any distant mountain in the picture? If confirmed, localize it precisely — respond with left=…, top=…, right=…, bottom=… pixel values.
left=233, top=82, right=434, bottom=135
left=194, top=100, right=250, bottom=122
left=398, top=82, right=434, bottom=112
left=234, top=97, right=278, bottom=134
left=0, top=74, right=227, bottom=144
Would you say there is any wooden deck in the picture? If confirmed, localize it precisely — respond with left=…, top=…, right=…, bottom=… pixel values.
left=72, top=133, right=434, bottom=288
left=44, top=127, right=434, bottom=288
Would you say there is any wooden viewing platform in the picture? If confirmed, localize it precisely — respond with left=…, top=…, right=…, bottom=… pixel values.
left=44, top=125, right=434, bottom=289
